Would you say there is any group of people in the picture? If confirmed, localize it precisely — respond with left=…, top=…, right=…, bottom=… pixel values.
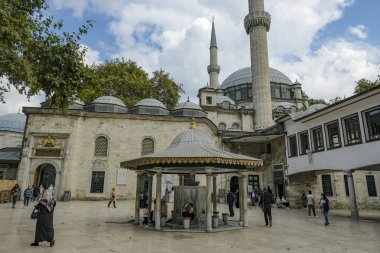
left=302, top=191, right=330, bottom=225
left=10, top=184, right=46, bottom=208
left=137, top=190, right=169, bottom=226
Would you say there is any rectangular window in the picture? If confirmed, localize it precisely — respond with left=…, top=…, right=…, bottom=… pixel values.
left=298, top=131, right=309, bottom=155
left=322, top=175, right=333, bottom=196
left=271, top=87, right=276, bottom=97
left=311, top=126, right=324, bottom=152
left=366, top=175, right=377, bottom=197
left=343, top=114, right=362, bottom=145
left=344, top=175, right=350, bottom=197
left=90, top=171, right=105, bottom=193
left=280, top=87, right=287, bottom=98
left=363, top=107, right=380, bottom=141
left=288, top=135, right=298, bottom=157
left=325, top=121, right=342, bottom=149
left=206, top=96, right=212, bottom=105
left=241, top=86, right=248, bottom=99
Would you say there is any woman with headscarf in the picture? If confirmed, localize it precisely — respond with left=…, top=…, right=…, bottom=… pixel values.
left=31, top=189, right=56, bottom=247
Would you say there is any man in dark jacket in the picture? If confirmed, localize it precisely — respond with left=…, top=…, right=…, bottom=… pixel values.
left=259, top=187, right=273, bottom=226
left=227, top=190, right=236, bottom=217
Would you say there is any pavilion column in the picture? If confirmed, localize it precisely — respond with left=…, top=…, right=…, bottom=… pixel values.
left=154, top=168, right=162, bottom=230
left=213, top=175, right=217, bottom=213
left=134, top=171, right=143, bottom=225
left=347, top=170, right=359, bottom=219
left=179, top=174, right=184, bottom=186
left=205, top=167, right=213, bottom=232
left=148, top=174, right=153, bottom=219
left=240, top=172, right=248, bottom=227
left=239, top=175, right=243, bottom=221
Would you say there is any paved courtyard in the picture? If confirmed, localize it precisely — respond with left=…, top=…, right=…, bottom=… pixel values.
left=0, top=200, right=379, bottom=253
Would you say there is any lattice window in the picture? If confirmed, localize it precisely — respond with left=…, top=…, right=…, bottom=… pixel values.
left=90, top=171, right=105, bottom=193
left=321, top=175, right=333, bottom=196
left=141, top=138, right=154, bottom=156
left=94, top=136, right=108, bottom=157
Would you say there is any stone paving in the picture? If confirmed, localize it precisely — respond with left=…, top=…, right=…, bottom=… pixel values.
left=0, top=200, right=379, bottom=253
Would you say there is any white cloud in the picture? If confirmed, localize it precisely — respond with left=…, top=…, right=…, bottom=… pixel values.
left=82, top=44, right=102, bottom=65
left=348, top=25, right=368, bottom=40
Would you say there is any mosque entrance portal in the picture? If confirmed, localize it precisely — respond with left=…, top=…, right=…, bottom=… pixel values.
left=34, top=163, right=56, bottom=188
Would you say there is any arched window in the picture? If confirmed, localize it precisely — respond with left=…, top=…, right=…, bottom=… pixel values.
left=276, top=106, right=284, bottom=113
left=142, top=138, right=155, bottom=155
left=231, top=123, right=240, bottom=130
left=94, top=136, right=108, bottom=157
left=218, top=123, right=226, bottom=131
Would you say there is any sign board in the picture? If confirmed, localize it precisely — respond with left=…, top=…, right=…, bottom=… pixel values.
left=273, top=164, right=284, bottom=184
left=116, top=168, right=127, bottom=185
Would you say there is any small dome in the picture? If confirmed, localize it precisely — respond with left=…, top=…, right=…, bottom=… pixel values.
left=221, top=67, right=293, bottom=89
left=217, top=96, right=236, bottom=105
left=0, top=113, right=26, bottom=133
left=174, top=101, right=202, bottom=110
left=272, top=102, right=296, bottom=110
left=135, top=98, right=167, bottom=109
left=308, top=104, right=327, bottom=111
left=93, top=96, right=126, bottom=107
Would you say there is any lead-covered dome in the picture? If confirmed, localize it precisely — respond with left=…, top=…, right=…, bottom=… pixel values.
left=93, top=96, right=126, bottom=107
left=0, top=113, right=26, bottom=133
left=217, top=95, right=236, bottom=105
left=173, top=101, right=202, bottom=110
left=135, top=98, right=167, bottom=109
left=221, top=67, right=293, bottom=89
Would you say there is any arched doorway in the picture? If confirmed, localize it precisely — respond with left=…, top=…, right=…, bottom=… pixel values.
left=34, top=164, right=56, bottom=188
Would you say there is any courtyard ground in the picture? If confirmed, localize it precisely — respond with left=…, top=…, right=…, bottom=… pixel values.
left=0, top=200, right=379, bottom=253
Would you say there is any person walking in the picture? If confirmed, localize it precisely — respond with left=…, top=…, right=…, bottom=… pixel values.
left=10, top=184, right=21, bottom=208
left=108, top=187, right=116, bottom=208
left=227, top=190, right=236, bottom=217
left=31, top=189, right=56, bottom=247
left=320, top=193, right=330, bottom=226
left=306, top=190, right=318, bottom=218
left=251, top=190, right=257, bottom=206
left=23, top=186, right=33, bottom=208
left=259, top=187, right=273, bottom=226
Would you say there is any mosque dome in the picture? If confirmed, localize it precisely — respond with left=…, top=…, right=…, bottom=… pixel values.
left=173, top=101, right=202, bottom=110
left=135, top=98, right=167, bottom=109
left=216, top=95, right=236, bottom=105
left=0, top=113, right=26, bottom=133
left=221, top=67, right=293, bottom=89
left=93, top=96, right=126, bottom=107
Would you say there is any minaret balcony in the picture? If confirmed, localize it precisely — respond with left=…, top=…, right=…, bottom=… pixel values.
left=244, top=11, right=271, bottom=33
left=207, top=64, right=221, bottom=74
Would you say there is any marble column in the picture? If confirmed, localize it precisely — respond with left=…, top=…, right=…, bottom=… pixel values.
left=205, top=168, right=213, bottom=231
left=147, top=174, right=153, bottom=220
left=134, top=172, right=142, bottom=225
left=241, top=172, right=248, bottom=227
left=347, top=171, right=359, bottom=219
left=239, top=175, right=243, bottom=221
left=154, top=168, right=162, bottom=230
left=213, top=175, right=217, bottom=213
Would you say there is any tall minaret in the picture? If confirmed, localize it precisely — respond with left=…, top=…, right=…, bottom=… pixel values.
left=207, top=18, right=220, bottom=89
left=244, top=0, right=273, bottom=130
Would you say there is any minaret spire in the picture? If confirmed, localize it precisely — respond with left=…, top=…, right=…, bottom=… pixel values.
left=207, top=18, right=220, bottom=89
left=244, top=0, right=273, bottom=130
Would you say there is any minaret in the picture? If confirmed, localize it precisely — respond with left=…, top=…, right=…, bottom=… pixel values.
left=244, top=0, right=273, bottom=130
left=207, top=18, right=220, bottom=89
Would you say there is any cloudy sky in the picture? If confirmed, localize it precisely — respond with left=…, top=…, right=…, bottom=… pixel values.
left=1, top=0, right=380, bottom=115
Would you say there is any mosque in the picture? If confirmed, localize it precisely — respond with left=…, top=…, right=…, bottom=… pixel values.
left=0, top=0, right=379, bottom=214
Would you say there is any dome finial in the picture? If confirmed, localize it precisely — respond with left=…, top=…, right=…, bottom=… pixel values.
left=190, top=117, right=197, bottom=129
left=187, top=96, right=190, bottom=102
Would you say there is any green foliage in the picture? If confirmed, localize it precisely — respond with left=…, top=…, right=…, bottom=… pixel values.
left=308, top=98, right=328, bottom=106
left=0, top=0, right=92, bottom=108
left=354, top=78, right=380, bottom=94
left=80, top=59, right=184, bottom=109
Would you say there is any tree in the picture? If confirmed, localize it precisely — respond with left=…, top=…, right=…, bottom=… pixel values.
left=0, top=0, right=92, bottom=108
left=354, top=77, right=380, bottom=94
left=80, top=59, right=184, bottom=109
left=308, top=98, right=328, bottom=106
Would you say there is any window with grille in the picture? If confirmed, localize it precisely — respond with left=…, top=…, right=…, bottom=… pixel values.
left=321, top=175, right=333, bottom=196
left=366, top=175, right=377, bottom=197
left=363, top=107, right=380, bottom=141
left=343, top=114, right=362, bottom=145
left=312, top=126, right=324, bottom=152
left=288, top=135, right=297, bottom=157
left=298, top=131, right=309, bottom=155
left=325, top=121, right=341, bottom=149
left=94, top=136, right=108, bottom=157
left=141, top=138, right=154, bottom=155
left=344, top=175, right=350, bottom=196
left=90, top=171, right=105, bottom=193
